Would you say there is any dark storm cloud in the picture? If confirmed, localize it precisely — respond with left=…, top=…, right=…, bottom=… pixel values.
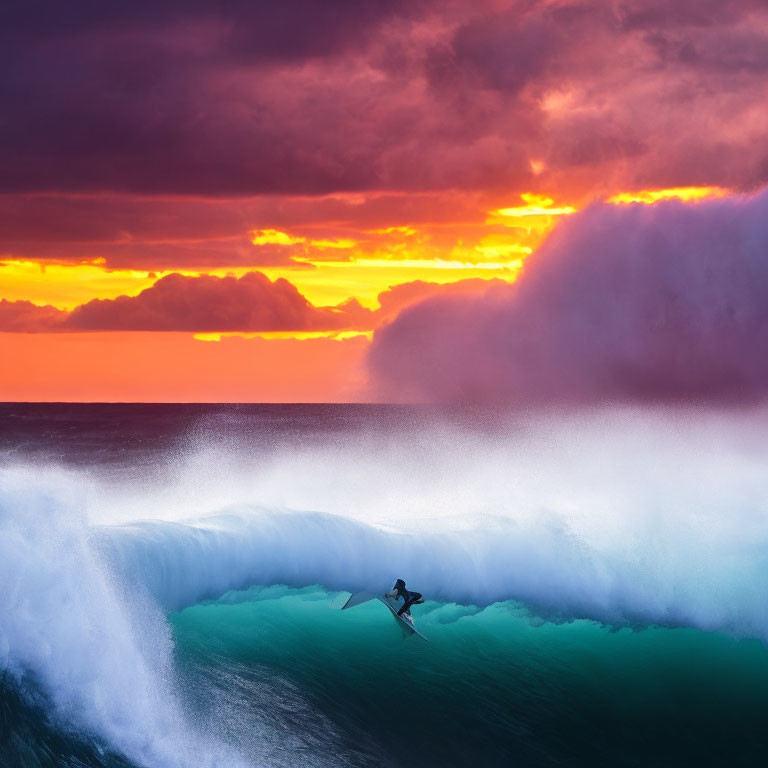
left=1, top=0, right=417, bottom=60
left=1, top=0, right=768, bottom=200
left=427, top=0, right=768, bottom=194
left=0, top=189, right=511, bottom=269
left=617, top=0, right=757, bottom=31
left=0, top=0, right=424, bottom=195
left=440, top=2, right=609, bottom=95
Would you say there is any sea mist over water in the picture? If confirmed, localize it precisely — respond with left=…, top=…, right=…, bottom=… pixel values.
left=3, top=403, right=768, bottom=766
left=81, top=405, right=768, bottom=635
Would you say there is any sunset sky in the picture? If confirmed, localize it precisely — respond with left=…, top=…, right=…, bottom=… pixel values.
left=2, top=0, right=768, bottom=402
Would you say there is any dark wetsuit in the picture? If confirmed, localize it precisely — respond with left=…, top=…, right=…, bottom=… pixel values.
left=389, top=579, right=424, bottom=617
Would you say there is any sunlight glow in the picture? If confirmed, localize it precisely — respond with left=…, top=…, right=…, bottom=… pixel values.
left=251, top=229, right=306, bottom=245
left=0, top=260, right=164, bottom=309
left=251, top=229, right=358, bottom=250
left=371, top=226, right=418, bottom=236
left=493, top=194, right=576, bottom=218
left=608, top=186, right=729, bottom=205
left=193, top=330, right=373, bottom=342
left=1, top=186, right=740, bottom=340
left=310, top=238, right=359, bottom=249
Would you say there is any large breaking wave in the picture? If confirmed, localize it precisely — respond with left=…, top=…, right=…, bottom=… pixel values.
left=4, top=407, right=768, bottom=765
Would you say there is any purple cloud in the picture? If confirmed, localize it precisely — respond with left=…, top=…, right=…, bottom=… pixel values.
left=369, top=190, right=768, bottom=404
left=0, top=273, right=509, bottom=333
left=0, top=299, right=67, bottom=332
left=65, top=272, right=368, bottom=332
left=2, top=0, right=768, bottom=200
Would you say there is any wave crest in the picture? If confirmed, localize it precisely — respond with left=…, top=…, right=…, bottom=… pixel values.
left=0, top=468, right=249, bottom=768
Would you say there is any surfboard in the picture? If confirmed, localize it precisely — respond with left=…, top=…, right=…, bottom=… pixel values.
left=341, top=592, right=428, bottom=640
left=377, top=596, right=428, bottom=641
left=341, top=591, right=377, bottom=610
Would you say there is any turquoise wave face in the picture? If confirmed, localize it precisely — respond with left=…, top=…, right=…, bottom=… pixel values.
left=170, top=585, right=768, bottom=768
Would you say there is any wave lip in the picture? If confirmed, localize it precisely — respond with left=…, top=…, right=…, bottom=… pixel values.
left=99, top=500, right=768, bottom=642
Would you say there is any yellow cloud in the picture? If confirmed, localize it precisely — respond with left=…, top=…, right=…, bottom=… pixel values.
left=372, top=225, right=418, bottom=236
left=492, top=193, right=576, bottom=218
left=4, top=185, right=739, bottom=343
left=0, top=260, right=165, bottom=309
left=311, top=238, right=359, bottom=249
left=193, top=330, right=373, bottom=341
left=608, top=186, right=729, bottom=205
left=251, top=229, right=306, bottom=246
left=250, top=229, right=358, bottom=250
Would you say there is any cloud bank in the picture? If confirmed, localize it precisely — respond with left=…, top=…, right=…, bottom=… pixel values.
left=2, top=0, right=768, bottom=198
left=0, top=299, right=67, bottom=332
left=369, top=190, right=768, bottom=404
left=65, top=272, right=361, bottom=332
left=3, top=1, right=768, bottom=276
left=0, top=272, right=503, bottom=333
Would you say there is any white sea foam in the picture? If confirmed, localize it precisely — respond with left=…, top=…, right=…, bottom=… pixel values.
left=87, top=406, right=768, bottom=642
left=0, top=469, right=250, bottom=768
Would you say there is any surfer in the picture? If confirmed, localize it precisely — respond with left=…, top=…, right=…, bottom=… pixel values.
left=385, top=579, right=424, bottom=618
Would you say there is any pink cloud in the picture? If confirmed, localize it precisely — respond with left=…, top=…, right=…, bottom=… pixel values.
left=4, top=1, right=768, bottom=279
left=3, top=1, right=768, bottom=202
left=369, top=189, right=768, bottom=404
left=65, top=272, right=368, bottom=332
left=0, top=271, right=509, bottom=334
left=0, top=300, right=67, bottom=332
left=0, top=191, right=495, bottom=269
left=373, top=278, right=508, bottom=325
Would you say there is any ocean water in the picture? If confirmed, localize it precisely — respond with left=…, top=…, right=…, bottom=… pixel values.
left=3, top=403, right=768, bottom=767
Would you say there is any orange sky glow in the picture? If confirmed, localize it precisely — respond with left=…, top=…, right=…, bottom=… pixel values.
left=4, top=0, right=767, bottom=402
left=1, top=186, right=729, bottom=402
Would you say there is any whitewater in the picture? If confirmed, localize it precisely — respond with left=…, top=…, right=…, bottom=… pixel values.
left=3, top=404, right=768, bottom=767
